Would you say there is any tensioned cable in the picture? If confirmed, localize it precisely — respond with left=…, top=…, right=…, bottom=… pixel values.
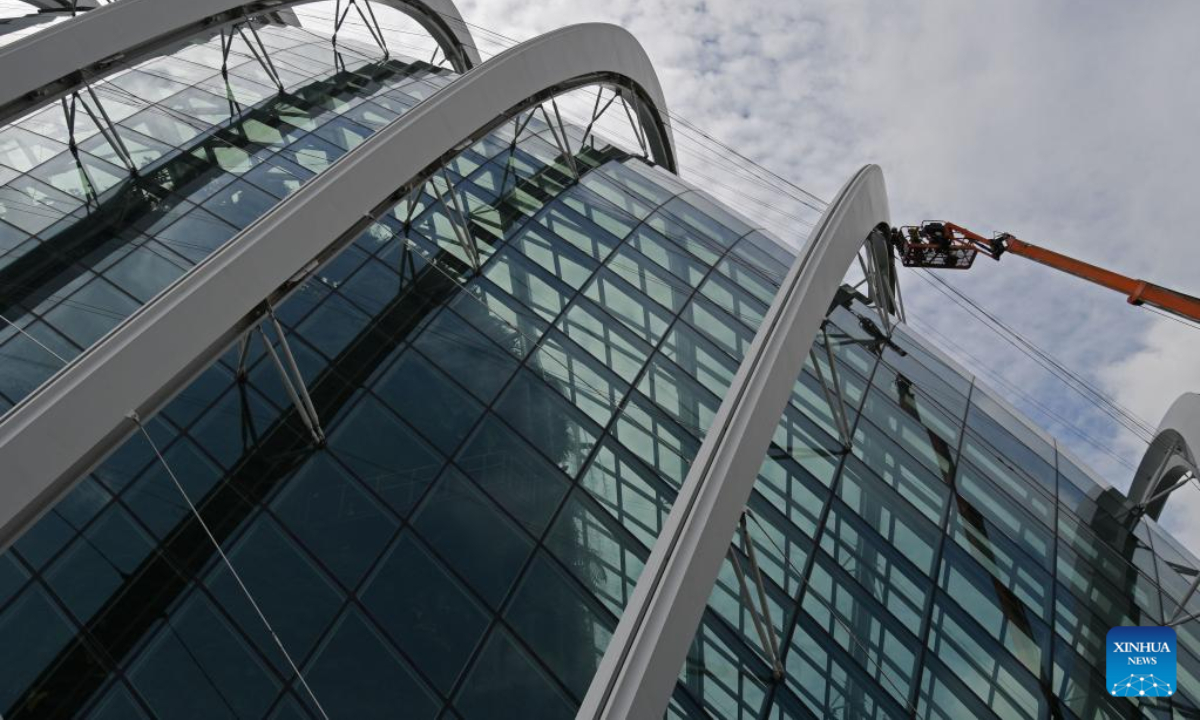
left=914, top=270, right=1158, bottom=442
left=0, top=311, right=67, bottom=362
left=904, top=312, right=1140, bottom=470
left=312, top=4, right=1168, bottom=460
left=917, top=270, right=1157, bottom=436
left=1144, top=305, right=1200, bottom=334
left=293, top=5, right=832, bottom=219
left=10, top=6, right=1160, bottom=471
left=906, top=312, right=1140, bottom=472
left=128, top=413, right=332, bottom=720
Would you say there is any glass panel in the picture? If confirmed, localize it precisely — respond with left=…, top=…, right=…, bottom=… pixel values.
left=306, top=609, right=439, bottom=719
left=363, top=533, right=489, bottom=693
left=454, top=629, right=575, bottom=720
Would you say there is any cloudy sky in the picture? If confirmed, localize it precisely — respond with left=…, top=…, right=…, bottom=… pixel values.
left=437, top=0, right=1200, bottom=548
left=19, top=0, right=1194, bottom=546
left=304, top=0, right=1200, bottom=547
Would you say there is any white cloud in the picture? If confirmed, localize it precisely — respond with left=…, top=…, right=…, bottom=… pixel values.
left=336, top=0, right=1200, bottom=546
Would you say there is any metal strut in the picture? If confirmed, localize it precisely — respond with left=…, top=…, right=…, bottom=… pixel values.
left=59, top=95, right=101, bottom=206
left=1167, top=568, right=1200, bottom=626
left=726, top=512, right=784, bottom=680
left=579, top=88, right=618, bottom=152
left=549, top=99, right=579, bottom=179
left=257, top=305, right=326, bottom=445
left=498, top=110, right=535, bottom=198
left=861, top=244, right=893, bottom=335
left=236, top=22, right=286, bottom=91
left=1134, top=470, right=1196, bottom=517
left=430, top=170, right=481, bottom=271
left=618, top=91, right=650, bottom=159
left=79, top=85, right=137, bottom=173
left=810, top=324, right=853, bottom=450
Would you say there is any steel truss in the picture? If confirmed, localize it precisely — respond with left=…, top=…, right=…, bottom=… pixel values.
left=0, top=0, right=483, bottom=128
left=0, top=22, right=676, bottom=554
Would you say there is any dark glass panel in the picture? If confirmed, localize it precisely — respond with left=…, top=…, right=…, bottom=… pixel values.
left=578, top=439, right=675, bottom=550
left=818, top=501, right=930, bottom=634
left=363, top=533, right=489, bottom=694
left=955, top=460, right=1051, bottom=568
left=372, top=348, right=485, bottom=455
left=0, top=586, right=86, bottom=717
left=583, top=267, right=672, bottom=345
left=269, top=454, right=398, bottom=589
left=83, top=684, right=151, bottom=720
left=557, top=297, right=652, bottom=383
left=924, top=595, right=1045, bottom=719
left=454, top=628, right=575, bottom=720
left=545, top=488, right=648, bottom=616
left=412, top=308, right=522, bottom=404
left=937, top=543, right=1049, bottom=679
left=206, top=517, right=342, bottom=674
left=506, top=552, right=615, bottom=699
left=412, top=468, right=533, bottom=608
left=306, top=609, right=439, bottom=719
left=958, top=432, right=1056, bottom=530
left=128, top=592, right=279, bottom=720
left=678, top=613, right=768, bottom=718
left=785, top=612, right=910, bottom=720
left=848, top=422, right=950, bottom=525
left=455, top=414, right=571, bottom=534
left=45, top=506, right=155, bottom=623
left=325, top=393, right=445, bottom=517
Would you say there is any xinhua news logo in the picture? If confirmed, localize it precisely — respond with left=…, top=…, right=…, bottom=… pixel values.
left=1107, top=626, right=1176, bottom=698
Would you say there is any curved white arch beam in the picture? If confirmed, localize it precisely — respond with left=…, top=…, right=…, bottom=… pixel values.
left=0, top=22, right=675, bottom=552
left=578, top=164, right=890, bottom=720
left=0, top=0, right=481, bottom=125
left=1128, top=392, right=1200, bottom=518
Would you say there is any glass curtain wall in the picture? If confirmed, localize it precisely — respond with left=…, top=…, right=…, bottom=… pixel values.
left=681, top=291, right=1200, bottom=720
left=0, top=69, right=798, bottom=713
left=0, top=20, right=453, bottom=413
left=0, top=15, right=1198, bottom=720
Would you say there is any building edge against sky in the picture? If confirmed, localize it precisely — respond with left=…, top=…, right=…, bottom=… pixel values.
left=0, top=2, right=1198, bottom=719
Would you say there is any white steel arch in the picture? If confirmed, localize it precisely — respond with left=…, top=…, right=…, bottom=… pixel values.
left=0, top=0, right=481, bottom=125
left=0, top=21, right=676, bottom=552
left=1129, top=393, right=1200, bottom=518
left=578, top=164, right=890, bottom=720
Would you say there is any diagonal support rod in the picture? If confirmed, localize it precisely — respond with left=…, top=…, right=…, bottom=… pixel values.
left=579, top=88, right=618, bottom=152
left=738, top=512, right=783, bottom=679
left=862, top=245, right=893, bottom=335
left=429, top=170, right=480, bottom=271
left=257, top=307, right=326, bottom=446
left=618, top=92, right=650, bottom=159
left=811, top=326, right=853, bottom=450
left=80, top=84, right=137, bottom=173
left=1135, top=470, right=1196, bottom=516
left=1168, top=569, right=1200, bottom=625
left=540, top=103, right=578, bottom=180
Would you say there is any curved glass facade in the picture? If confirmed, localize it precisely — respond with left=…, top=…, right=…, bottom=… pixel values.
left=0, top=20, right=452, bottom=413
left=1, top=8, right=1198, bottom=720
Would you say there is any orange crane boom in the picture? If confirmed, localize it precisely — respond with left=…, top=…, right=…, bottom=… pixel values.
left=890, top=221, right=1200, bottom=325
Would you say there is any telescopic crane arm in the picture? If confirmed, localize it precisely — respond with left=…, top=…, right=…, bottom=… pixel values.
left=890, top=221, right=1200, bottom=325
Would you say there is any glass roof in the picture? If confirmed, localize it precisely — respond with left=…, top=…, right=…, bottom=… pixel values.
left=0, top=20, right=455, bottom=415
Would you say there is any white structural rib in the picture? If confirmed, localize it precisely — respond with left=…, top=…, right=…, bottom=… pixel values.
left=577, top=164, right=890, bottom=720
left=1128, top=393, right=1200, bottom=518
left=0, top=22, right=675, bottom=552
left=0, top=0, right=480, bottom=124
